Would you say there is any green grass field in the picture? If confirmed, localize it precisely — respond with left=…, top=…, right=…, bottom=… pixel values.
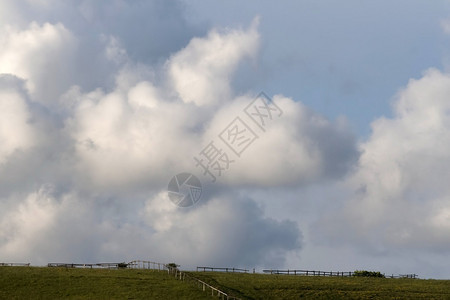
left=0, top=267, right=208, bottom=299
left=190, top=272, right=450, bottom=299
left=1, top=267, right=450, bottom=299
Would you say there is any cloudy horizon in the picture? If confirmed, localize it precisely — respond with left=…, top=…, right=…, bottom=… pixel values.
left=2, top=0, right=450, bottom=279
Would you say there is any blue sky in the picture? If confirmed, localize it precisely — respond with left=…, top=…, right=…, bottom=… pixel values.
left=184, top=0, right=450, bottom=137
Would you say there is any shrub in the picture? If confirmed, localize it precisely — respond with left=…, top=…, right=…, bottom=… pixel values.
left=118, top=263, right=128, bottom=269
left=353, top=270, right=385, bottom=278
left=166, top=263, right=179, bottom=269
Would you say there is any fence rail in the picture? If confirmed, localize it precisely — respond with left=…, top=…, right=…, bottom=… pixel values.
left=127, top=260, right=166, bottom=270
left=47, top=260, right=168, bottom=270
left=263, top=269, right=417, bottom=279
left=387, top=274, right=418, bottom=279
left=168, top=267, right=241, bottom=300
left=47, top=263, right=125, bottom=269
left=197, top=266, right=249, bottom=273
left=0, top=263, right=30, bottom=267
left=117, top=261, right=240, bottom=299
left=263, top=270, right=353, bottom=276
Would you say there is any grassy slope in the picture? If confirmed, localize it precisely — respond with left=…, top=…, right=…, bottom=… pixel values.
left=0, top=267, right=208, bottom=299
left=2, top=267, right=450, bottom=299
left=190, top=272, right=450, bottom=299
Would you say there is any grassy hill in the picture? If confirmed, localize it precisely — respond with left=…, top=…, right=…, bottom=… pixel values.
left=2, top=266, right=450, bottom=299
left=0, top=267, right=208, bottom=299
left=190, top=271, right=450, bottom=299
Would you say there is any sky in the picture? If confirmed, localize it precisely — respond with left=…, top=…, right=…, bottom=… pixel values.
left=1, top=0, right=450, bottom=279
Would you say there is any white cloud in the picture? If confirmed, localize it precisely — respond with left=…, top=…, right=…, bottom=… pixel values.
left=203, top=94, right=357, bottom=186
left=315, top=68, right=450, bottom=255
left=0, top=76, right=37, bottom=163
left=0, top=2, right=358, bottom=270
left=168, top=18, right=260, bottom=106
left=62, top=18, right=357, bottom=191
left=65, top=80, right=203, bottom=190
left=0, top=186, right=58, bottom=260
left=0, top=187, right=302, bottom=267
left=0, top=22, right=77, bottom=104
left=141, top=191, right=301, bottom=268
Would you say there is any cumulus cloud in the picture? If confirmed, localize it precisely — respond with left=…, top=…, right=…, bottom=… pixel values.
left=0, top=1, right=358, bottom=269
left=0, top=187, right=302, bottom=267
left=0, top=22, right=77, bottom=104
left=315, top=68, right=450, bottom=255
left=0, top=186, right=60, bottom=261
left=168, top=18, right=260, bottom=106
left=142, top=191, right=301, bottom=268
left=202, top=94, right=358, bottom=187
left=0, top=76, right=37, bottom=163
left=65, top=81, right=202, bottom=190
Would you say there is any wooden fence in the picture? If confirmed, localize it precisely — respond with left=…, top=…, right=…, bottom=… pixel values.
left=264, top=270, right=352, bottom=276
left=167, top=267, right=241, bottom=300
left=386, top=274, right=418, bottom=279
left=0, top=263, right=30, bottom=267
left=48, top=263, right=125, bottom=269
left=115, top=261, right=241, bottom=299
left=197, top=266, right=249, bottom=273
left=127, top=260, right=165, bottom=270
left=47, top=260, right=166, bottom=270
left=263, top=269, right=417, bottom=279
